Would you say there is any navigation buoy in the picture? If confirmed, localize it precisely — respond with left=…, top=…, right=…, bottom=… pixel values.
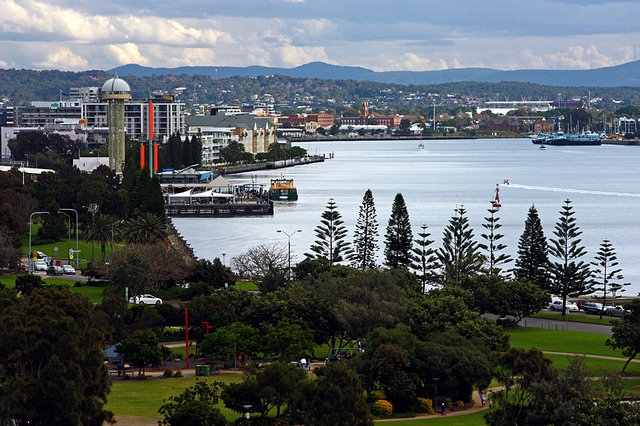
left=492, top=184, right=502, bottom=208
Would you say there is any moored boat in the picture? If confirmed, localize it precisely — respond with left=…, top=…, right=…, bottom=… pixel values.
left=531, top=131, right=601, bottom=146
left=269, top=178, right=298, bottom=201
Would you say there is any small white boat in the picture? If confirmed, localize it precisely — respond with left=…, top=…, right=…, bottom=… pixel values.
left=539, top=145, right=546, bottom=150
left=417, top=143, right=424, bottom=149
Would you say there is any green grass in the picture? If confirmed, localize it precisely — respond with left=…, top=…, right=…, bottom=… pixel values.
left=507, top=328, right=621, bottom=358
left=70, top=286, right=106, bottom=303
left=380, top=410, right=487, bottom=425
left=531, top=312, right=614, bottom=325
left=620, top=379, right=640, bottom=396
left=544, top=354, right=640, bottom=376
left=234, top=281, right=259, bottom=291
left=0, top=274, right=17, bottom=288
left=24, top=236, right=123, bottom=266
left=106, top=374, right=243, bottom=421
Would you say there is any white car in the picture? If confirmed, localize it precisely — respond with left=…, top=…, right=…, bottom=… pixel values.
left=34, top=259, right=48, bottom=271
left=604, top=306, right=628, bottom=317
left=129, top=294, right=163, bottom=305
left=61, top=264, right=76, bottom=274
left=549, top=299, right=579, bottom=312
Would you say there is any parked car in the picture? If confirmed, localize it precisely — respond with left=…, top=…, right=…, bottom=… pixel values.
left=34, top=259, right=48, bottom=271
left=46, top=265, right=64, bottom=276
left=549, top=299, right=580, bottom=312
left=582, top=302, right=604, bottom=315
left=61, top=264, right=76, bottom=274
left=129, top=294, right=163, bottom=305
left=604, top=306, right=628, bottom=317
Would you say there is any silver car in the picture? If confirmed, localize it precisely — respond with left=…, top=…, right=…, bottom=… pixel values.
left=604, top=306, right=628, bottom=317
left=61, top=264, right=76, bottom=274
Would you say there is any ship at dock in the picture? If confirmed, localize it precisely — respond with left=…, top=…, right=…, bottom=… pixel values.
left=269, top=178, right=298, bottom=201
left=531, top=131, right=601, bottom=146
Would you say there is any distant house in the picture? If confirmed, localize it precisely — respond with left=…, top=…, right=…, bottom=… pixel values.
left=478, top=117, right=519, bottom=132
left=533, top=118, right=555, bottom=134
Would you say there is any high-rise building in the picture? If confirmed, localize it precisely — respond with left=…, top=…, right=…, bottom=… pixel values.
left=70, top=87, right=100, bottom=103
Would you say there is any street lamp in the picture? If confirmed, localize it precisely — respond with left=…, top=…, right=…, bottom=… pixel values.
left=222, top=252, right=226, bottom=267
left=277, top=229, right=302, bottom=280
left=59, top=208, right=79, bottom=268
left=433, top=377, right=440, bottom=413
left=28, top=211, right=49, bottom=272
left=59, top=211, right=71, bottom=264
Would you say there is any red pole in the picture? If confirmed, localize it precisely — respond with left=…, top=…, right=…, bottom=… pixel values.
left=149, top=101, right=154, bottom=140
left=140, top=144, right=146, bottom=170
left=154, top=143, right=158, bottom=172
left=185, top=308, right=189, bottom=369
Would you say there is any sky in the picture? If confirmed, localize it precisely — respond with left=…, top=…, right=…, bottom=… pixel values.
left=1, top=0, right=639, bottom=72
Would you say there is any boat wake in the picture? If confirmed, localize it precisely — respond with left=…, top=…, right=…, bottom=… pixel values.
left=505, top=183, right=640, bottom=198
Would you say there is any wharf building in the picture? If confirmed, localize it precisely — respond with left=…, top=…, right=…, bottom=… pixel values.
left=185, top=114, right=278, bottom=166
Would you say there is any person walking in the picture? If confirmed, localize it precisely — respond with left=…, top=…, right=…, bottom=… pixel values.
left=480, top=391, right=487, bottom=407
left=441, top=402, right=447, bottom=416
left=300, top=357, right=307, bottom=371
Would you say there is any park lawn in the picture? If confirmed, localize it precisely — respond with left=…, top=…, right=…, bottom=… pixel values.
left=235, top=281, right=259, bottom=291
left=507, top=328, right=621, bottom=358
left=24, top=236, right=123, bottom=265
left=532, top=312, right=614, bottom=326
left=70, top=286, right=106, bottom=303
left=620, top=379, right=640, bottom=396
left=544, top=354, right=640, bottom=376
left=107, top=375, right=243, bottom=422
left=380, top=410, right=487, bottom=425
left=0, top=274, right=18, bottom=287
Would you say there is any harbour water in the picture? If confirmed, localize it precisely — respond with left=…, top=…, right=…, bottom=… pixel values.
left=173, top=138, right=640, bottom=294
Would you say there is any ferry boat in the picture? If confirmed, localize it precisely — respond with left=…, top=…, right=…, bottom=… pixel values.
left=531, top=131, right=601, bottom=146
left=269, top=178, right=298, bottom=201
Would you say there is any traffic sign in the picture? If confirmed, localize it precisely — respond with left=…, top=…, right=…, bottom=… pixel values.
left=69, top=248, right=74, bottom=259
left=32, top=250, right=37, bottom=260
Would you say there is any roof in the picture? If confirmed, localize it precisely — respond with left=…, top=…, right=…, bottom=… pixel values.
left=101, top=78, right=130, bottom=93
left=186, top=114, right=275, bottom=130
left=210, top=175, right=232, bottom=188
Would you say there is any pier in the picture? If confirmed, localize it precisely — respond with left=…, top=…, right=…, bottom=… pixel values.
left=166, top=200, right=274, bottom=217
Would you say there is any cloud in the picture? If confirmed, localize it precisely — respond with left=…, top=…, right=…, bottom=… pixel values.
left=107, top=43, right=148, bottom=65
left=277, top=45, right=329, bottom=67
left=36, top=46, right=88, bottom=70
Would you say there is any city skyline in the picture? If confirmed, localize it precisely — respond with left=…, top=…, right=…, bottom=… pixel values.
left=1, top=0, right=639, bottom=72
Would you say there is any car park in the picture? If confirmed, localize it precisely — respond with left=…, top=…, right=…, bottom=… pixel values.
left=549, top=299, right=580, bottom=312
left=604, top=306, right=628, bottom=317
left=129, top=294, right=163, bottom=305
left=61, top=264, right=76, bottom=274
left=582, top=302, right=604, bottom=315
left=46, top=265, right=64, bottom=276
left=34, top=259, right=48, bottom=271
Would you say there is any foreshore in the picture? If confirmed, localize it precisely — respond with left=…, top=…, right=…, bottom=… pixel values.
left=213, top=155, right=325, bottom=175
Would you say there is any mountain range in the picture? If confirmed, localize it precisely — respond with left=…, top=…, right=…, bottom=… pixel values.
left=109, top=61, right=640, bottom=88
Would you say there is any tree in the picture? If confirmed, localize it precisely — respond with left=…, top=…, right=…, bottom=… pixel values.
left=15, top=274, right=43, bottom=296
left=352, top=189, right=378, bottom=270
left=84, top=213, right=115, bottom=262
left=478, top=205, right=511, bottom=275
left=122, top=213, right=168, bottom=245
left=411, top=224, right=438, bottom=292
left=107, top=246, right=152, bottom=295
left=514, top=205, right=549, bottom=289
left=384, top=193, right=413, bottom=269
left=158, top=380, right=225, bottom=426
left=263, top=321, right=314, bottom=361
left=199, top=322, right=259, bottom=362
left=592, top=239, right=628, bottom=319
left=116, top=329, right=166, bottom=376
left=222, top=362, right=307, bottom=418
left=187, top=258, right=234, bottom=288
left=231, top=243, right=288, bottom=281
left=437, top=205, right=481, bottom=286
left=606, top=302, right=640, bottom=374
left=0, top=287, right=113, bottom=425
left=306, top=198, right=353, bottom=266
left=290, top=362, right=372, bottom=425
left=547, top=200, right=592, bottom=315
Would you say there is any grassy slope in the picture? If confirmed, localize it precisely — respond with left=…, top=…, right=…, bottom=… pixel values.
left=506, top=328, right=621, bottom=358
left=106, top=375, right=243, bottom=421
left=531, top=312, right=614, bottom=326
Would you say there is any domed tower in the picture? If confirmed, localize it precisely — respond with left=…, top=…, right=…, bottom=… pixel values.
left=101, top=77, right=131, bottom=173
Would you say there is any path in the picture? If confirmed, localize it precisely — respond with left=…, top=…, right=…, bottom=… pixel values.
left=542, top=351, right=637, bottom=363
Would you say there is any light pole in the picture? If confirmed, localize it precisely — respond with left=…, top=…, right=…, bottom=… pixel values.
left=59, top=211, right=71, bottom=264
left=433, top=377, right=440, bottom=413
left=277, top=229, right=302, bottom=280
left=28, top=211, right=49, bottom=272
left=222, top=252, right=226, bottom=267
left=59, top=208, right=79, bottom=268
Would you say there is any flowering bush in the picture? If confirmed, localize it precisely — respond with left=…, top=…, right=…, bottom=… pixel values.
left=417, top=397, right=435, bottom=415
left=455, top=400, right=465, bottom=408
left=371, top=399, right=393, bottom=416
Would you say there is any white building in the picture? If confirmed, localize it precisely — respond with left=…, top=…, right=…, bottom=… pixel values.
left=186, top=126, right=240, bottom=166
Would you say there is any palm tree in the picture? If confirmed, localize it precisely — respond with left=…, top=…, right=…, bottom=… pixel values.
left=84, top=214, right=113, bottom=262
left=122, top=213, right=168, bottom=245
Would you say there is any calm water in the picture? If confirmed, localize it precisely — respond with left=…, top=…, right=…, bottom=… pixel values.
left=173, top=139, right=640, bottom=294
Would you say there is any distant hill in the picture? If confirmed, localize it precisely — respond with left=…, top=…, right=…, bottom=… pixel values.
left=110, top=60, right=640, bottom=88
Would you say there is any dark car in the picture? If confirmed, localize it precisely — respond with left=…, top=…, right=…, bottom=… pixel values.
left=582, top=302, right=604, bottom=315
left=46, top=265, right=64, bottom=276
